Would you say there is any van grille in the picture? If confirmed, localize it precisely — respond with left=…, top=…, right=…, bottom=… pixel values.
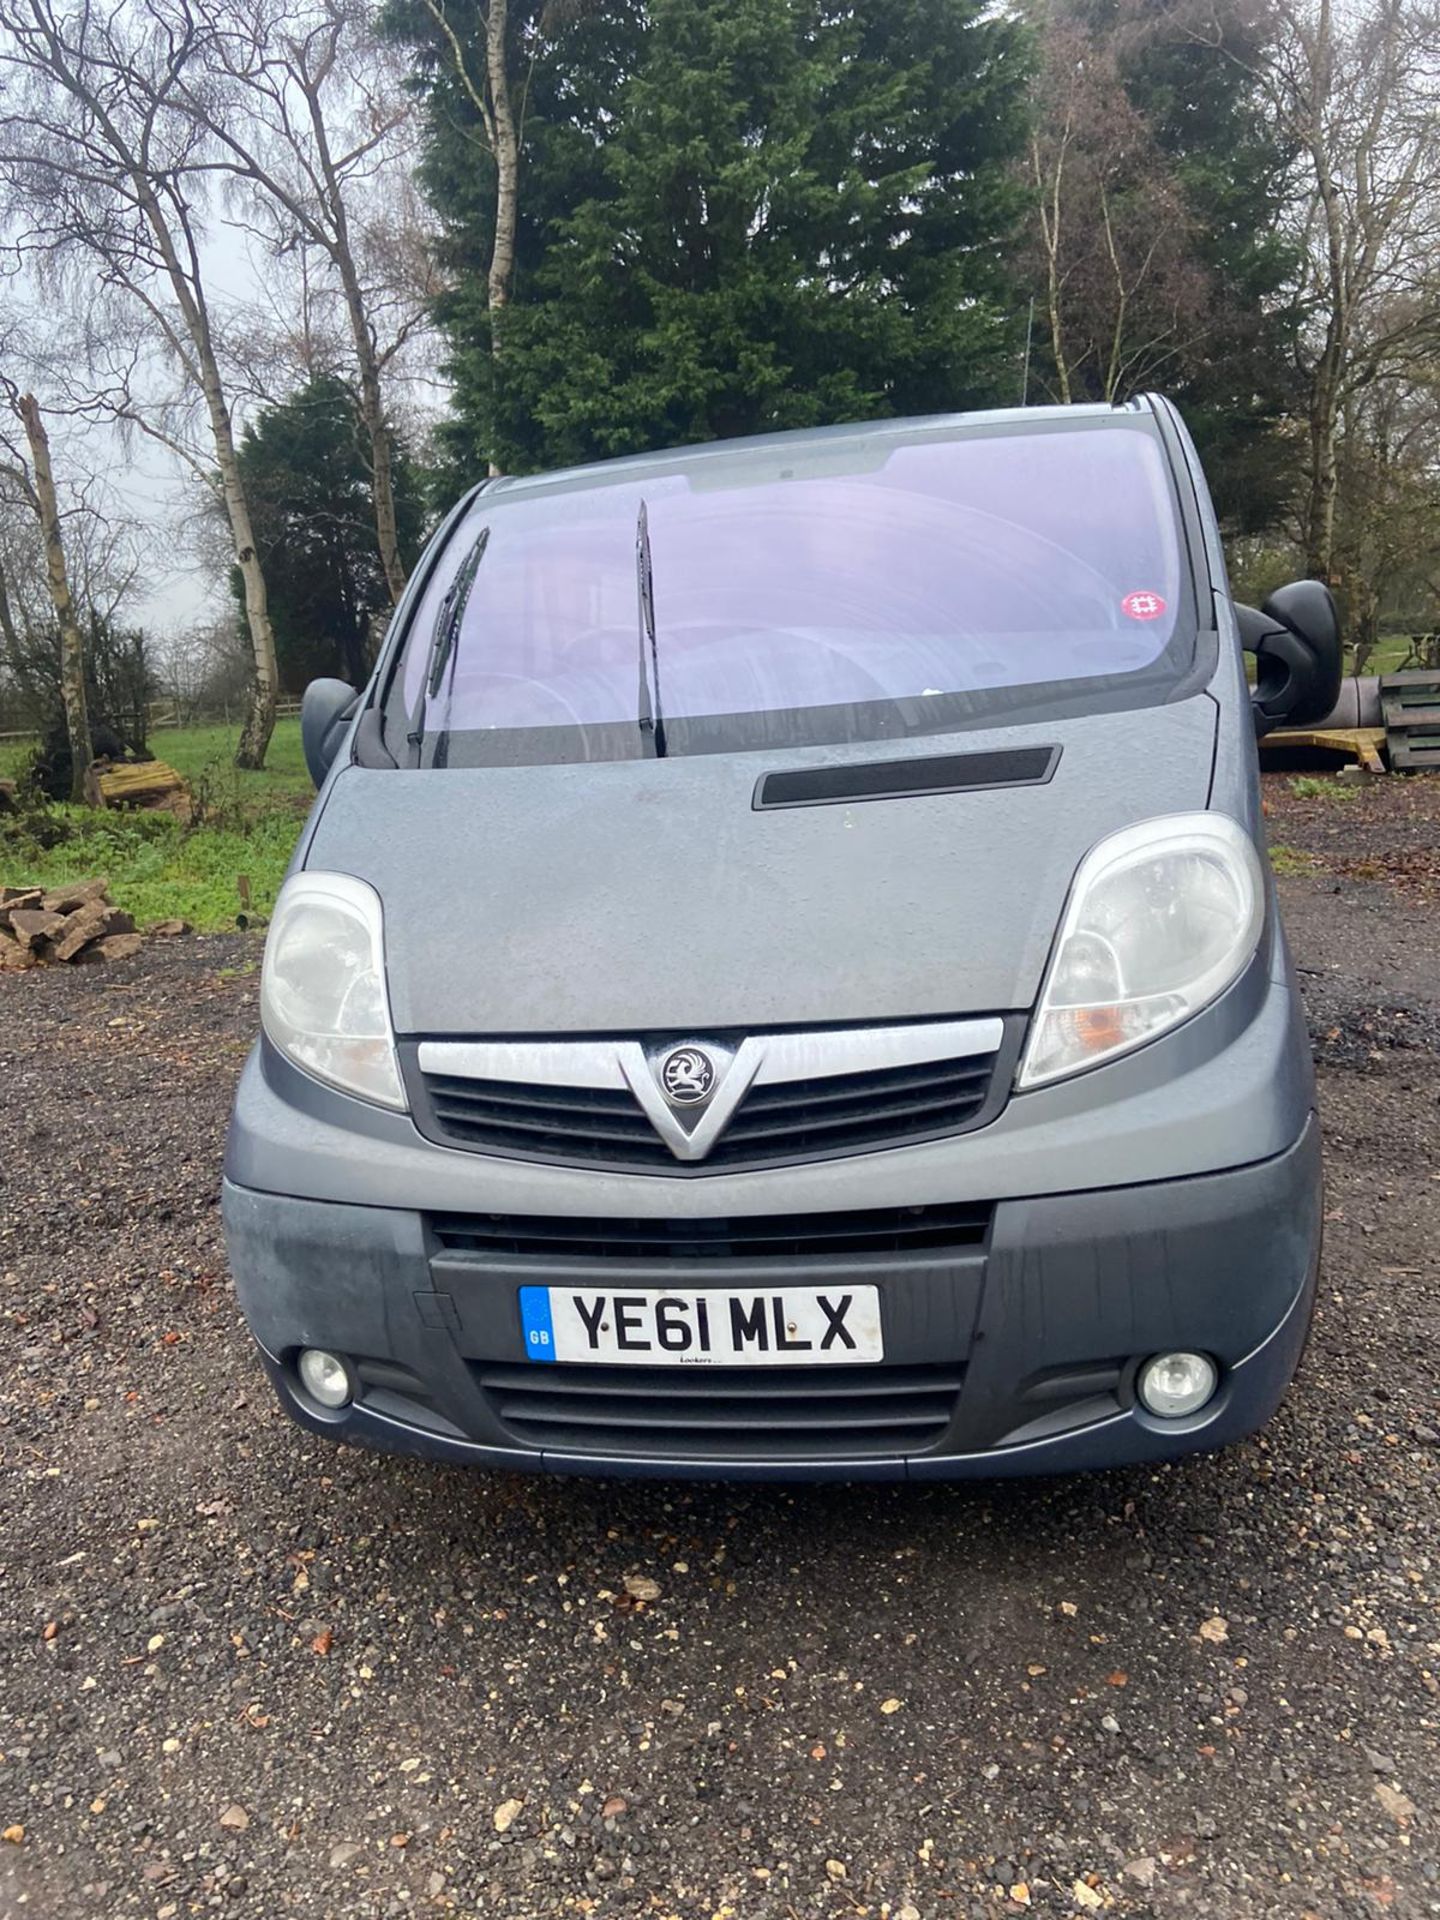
left=414, top=1043, right=1004, bottom=1172
left=475, top=1360, right=965, bottom=1460
left=430, top=1202, right=992, bottom=1262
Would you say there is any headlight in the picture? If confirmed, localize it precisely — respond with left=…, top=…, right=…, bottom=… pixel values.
left=260, top=872, right=406, bottom=1110
left=1017, top=813, right=1264, bottom=1089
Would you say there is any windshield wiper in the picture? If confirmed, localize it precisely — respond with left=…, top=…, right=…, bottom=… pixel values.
left=408, top=525, right=490, bottom=765
left=635, top=499, right=667, bottom=758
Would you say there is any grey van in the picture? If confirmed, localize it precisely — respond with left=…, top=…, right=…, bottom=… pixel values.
left=222, top=396, right=1339, bottom=1481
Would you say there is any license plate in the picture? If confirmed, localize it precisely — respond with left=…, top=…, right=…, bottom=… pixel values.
left=519, top=1285, right=883, bottom=1367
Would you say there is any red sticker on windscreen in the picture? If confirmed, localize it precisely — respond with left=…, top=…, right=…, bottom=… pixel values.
left=1121, top=590, right=1167, bottom=621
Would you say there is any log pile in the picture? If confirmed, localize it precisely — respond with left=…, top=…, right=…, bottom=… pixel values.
left=0, top=878, right=143, bottom=970
left=96, top=759, right=189, bottom=809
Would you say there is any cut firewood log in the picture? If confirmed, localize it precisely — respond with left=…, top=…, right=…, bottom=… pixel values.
left=97, top=761, right=188, bottom=807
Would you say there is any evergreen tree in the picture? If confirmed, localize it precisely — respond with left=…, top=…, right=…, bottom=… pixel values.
left=392, top=0, right=1031, bottom=479
left=384, top=0, right=643, bottom=493
left=234, top=377, right=426, bottom=689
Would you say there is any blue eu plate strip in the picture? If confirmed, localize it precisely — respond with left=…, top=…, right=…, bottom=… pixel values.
left=519, top=1286, right=556, bottom=1364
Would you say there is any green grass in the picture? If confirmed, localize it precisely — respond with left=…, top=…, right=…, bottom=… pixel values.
left=0, top=718, right=314, bottom=931
left=1289, top=774, right=1359, bottom=802
left=1241, top=633, right=1420, bottom=682
left=1268, top=842, right=1319, bottom=876
left=159, top=720, right=311, bottom=801
left=0, top=718, right=312, bottom=793
left=1366, top=634, right=1414, bottom=675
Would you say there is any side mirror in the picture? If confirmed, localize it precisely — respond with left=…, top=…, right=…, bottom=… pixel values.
left=300, top=678, right=359, bottom=787
left=1236, top=581, right=1344, bottom=737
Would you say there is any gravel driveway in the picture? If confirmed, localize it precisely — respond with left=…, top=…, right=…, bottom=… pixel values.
left=2, top=774, right=1437, bottom=1920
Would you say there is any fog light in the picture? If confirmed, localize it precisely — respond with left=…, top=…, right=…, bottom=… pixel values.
left=297, top=1348, right=352, bottom=1409
left=1138, top=1351, right=1218, bottom=1419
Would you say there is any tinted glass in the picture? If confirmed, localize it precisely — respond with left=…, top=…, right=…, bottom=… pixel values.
left=398, top=419, right=1193, bottom=763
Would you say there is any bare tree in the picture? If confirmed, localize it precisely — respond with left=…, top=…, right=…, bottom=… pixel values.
left=154, top=610, right=254, bottom=722
left=0, top=0, right=282, bottom=767
left=1024, top=9, right=1212, bottom=406
left=1023, top=0, right=1267, bottom=411
left=1333, top=347, right=1440, bottom=669
left=0, top=385, right=96, bottom=801
left=175, top=0, right=427, bottom=602
left=1203, top=0, right=1440, bottom=582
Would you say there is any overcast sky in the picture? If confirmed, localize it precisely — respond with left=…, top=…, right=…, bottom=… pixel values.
left=11, top=209, right=442, bottom=652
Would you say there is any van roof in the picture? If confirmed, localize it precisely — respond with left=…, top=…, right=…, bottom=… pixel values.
left=480, top=396, right=1159, bottom=506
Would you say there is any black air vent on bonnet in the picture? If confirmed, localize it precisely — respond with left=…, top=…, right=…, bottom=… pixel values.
left=754, top=745, right=1060, bottom=809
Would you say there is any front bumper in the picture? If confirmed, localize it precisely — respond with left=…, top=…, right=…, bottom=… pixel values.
left=222, top=1114, right=1322, bottom=1481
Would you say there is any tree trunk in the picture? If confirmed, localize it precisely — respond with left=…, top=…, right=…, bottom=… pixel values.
left=1297, top=2, right=1348, bottom=589
left=419, top=0, right=519, bottom=478
left=218, top=406, right=278, bottom=770
left=1031, top=135, right=1071, bottom=405
left=0, top=558, right=19, bottom=666
left=1304, top=343, right=1343, bottom=586
left=1304, top=397, right=1339, bottom=586
left=357, top=343, right=407, bottom=605
left=130, top=181, right=279, bottom=768
left=17, top=394, right=97, bottom=806
left=486, top=0, right=519, bottom=318
left=339, top=269, right=406, bottom=603
left=1350, top=588, right=1379, bottom=675
left=485, top=0, right=519, bottom=477
left=311, top=106, right=409, bottom=605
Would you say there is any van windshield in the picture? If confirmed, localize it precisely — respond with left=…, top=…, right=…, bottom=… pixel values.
left=395, top=416, right=1197, bottom=766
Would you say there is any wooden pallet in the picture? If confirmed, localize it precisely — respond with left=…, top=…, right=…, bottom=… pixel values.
left=1260, top=725, right=1386, bottom=771
left=1380, top=670, right=1440, bottom=770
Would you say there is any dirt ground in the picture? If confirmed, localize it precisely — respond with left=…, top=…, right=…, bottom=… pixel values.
left=1, top=770, right=1437, bottom=1920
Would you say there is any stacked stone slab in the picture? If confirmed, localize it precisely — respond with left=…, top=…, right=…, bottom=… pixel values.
left=0, top=878, right=143, bottom=969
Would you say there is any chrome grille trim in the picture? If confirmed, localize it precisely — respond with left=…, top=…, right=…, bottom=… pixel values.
left=409, top=1017, right=1010, bottom=1171
left=417, top=1018, right=1004, bottom=1090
